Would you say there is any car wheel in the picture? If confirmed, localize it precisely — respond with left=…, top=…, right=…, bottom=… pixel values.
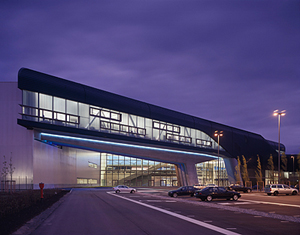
left=206, top=195, right=213, bottom=202
left=116, top=190, right=120, bottom=194
left=173, top=193, right=178, bottom=198
left=247, top=189, right=251, bottom=193
left=292, top=191, right=297, bottom=195
left=233, top=194, right=239, bottom=201
left=130, top=190, right=135, bottom=194
left=274, top=191, right=278, bottom=196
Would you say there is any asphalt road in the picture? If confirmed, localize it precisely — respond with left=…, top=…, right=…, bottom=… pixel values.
left=29, top=188, right=300, bottom=235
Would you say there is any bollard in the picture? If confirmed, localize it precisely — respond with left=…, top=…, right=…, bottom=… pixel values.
left=39, top=182, right=44, bottom=199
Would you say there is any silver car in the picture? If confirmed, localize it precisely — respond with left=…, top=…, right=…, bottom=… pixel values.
left=113, top=185, right=136, bottom=194
left=265, top=184, right=298, bottom=196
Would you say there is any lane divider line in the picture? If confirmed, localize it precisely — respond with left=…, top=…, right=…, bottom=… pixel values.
left=108, top=192, right=241, bottom=235
left=240, top=199, right=300, bottom=208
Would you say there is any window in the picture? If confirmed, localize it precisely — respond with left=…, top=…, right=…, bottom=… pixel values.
left=100, top=121, right=146, bottom=136
left=77, top=178, right=97, bottom=184
left=54, top=97, right=65, bottom=112
left=39, top=93, right=52, bottom=110
left=153, top=121, right=180, bottom=133
left=89, top=162, right=98, bottom=169
left=90, top=107, right=121, bottom=121
left=166, top=133, right=192, bottom=143
left=54, top=112, right=65, bottom=121
left=40, top=109, right=52, bottom=119
left=196, top=139, right=212, bottom=147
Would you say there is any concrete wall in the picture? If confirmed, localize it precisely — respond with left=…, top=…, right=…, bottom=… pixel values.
left=32, top=141, right=77, bottom=189
left=0, top=82, right=34, bottom=188
left=75, top=150, right=100, bottom=183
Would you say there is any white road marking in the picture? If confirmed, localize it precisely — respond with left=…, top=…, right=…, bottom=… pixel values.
left=109, top=192, right=241, bottom=235
left=145, top=200, right=163, bottom=202
left=240, top=199, right=300, bottom=208
left=218, top=202, right=256, bottom=205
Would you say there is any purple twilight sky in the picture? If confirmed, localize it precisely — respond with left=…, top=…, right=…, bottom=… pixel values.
left=1, top=1, right=299, bottom=154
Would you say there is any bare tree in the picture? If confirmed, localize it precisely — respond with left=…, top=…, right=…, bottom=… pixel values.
left=9, top=154, right=15, bottom=187
left=1, top=156, right=8, bottom=191
left=267, top=155, right=275, bottom=184
left=255, top=155, right=263, bottom=182
left=241, top=155, right=250, bottom=185
left=234, top=156, right=242, bottom=183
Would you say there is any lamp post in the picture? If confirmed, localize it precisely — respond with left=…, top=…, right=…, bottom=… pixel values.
left=214, top=130, right=223, bottom=186
left=273, top=110, right=286, bottom=183
left=291, top=156, right=294, bottom=180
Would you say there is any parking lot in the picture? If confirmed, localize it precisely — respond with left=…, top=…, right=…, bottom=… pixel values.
left=17, top=187, right=300, bottom=235
left=137, top=187, right=300, bottom=219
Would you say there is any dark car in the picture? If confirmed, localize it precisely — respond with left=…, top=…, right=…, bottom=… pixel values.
left=227, top=184, right=252, bottom=193
left=168, top=186, right=196, bottom=197
left=195, top=186, right=241, bottom=202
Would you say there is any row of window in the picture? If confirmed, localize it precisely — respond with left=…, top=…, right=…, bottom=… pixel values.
left=21, top=105, right=79, bottom=124
left=196, top=139, right=212, bottom=147
left=22, top=91, right=216, bottom=149
left=77, top=178, right=98, bottom=184
left=153, top=121, right=180, bottom=133
left=90, top=107, right=121, bottom=121
left=101, top=120, right=146, bottom=136
left=22, top=105, right=213, bottom=148
left=166, top=133, right=192, bottom=143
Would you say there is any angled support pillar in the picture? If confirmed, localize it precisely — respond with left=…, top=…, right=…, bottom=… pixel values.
left=175, top=162, right=198, bottom=186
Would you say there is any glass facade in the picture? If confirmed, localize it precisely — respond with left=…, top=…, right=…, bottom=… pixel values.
left=21, top=90, right=223, bottom=151
left=21, top=90, right=229, bottom=186
left=100, top=153, right=177, bottom=187
left=196, top=160, right=228, bottom=186
left=75, top=150, right=228, bottom=187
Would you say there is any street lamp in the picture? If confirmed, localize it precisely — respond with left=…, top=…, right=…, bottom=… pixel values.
left=291, top=156, right=294, bottom=179
left=273, top=110, right=286, bottom=183
left=214, top=130, right=223, bottom=186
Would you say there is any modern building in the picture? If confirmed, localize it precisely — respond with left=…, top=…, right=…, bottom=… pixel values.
left=0, top=68, right=285, bottom=189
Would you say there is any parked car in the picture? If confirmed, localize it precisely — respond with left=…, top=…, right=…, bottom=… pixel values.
left=168, top=186, right=196, bottom=197
left=193, top=184, right=206, bottom=190
left=227, top=184, right=252, bottom=193
left=265, top=184, right=298, bottom=196
left=195, top=186, right=241, bottom=202
left=113, top=185, right=136, bottom=194
left=206, top=184, right=218, bottom=187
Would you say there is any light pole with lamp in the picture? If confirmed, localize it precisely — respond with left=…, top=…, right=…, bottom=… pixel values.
left=214, top=130, right=223, bottom=186
left=273, top=110, right=286, bottom=183
left=291, top=156, right=294, bottom=182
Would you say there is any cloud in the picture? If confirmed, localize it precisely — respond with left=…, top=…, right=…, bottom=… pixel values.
left=0, top=0, right=299, bottom=153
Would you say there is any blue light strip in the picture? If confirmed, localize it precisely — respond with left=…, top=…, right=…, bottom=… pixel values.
left=41, top=133, right=218, bottom=159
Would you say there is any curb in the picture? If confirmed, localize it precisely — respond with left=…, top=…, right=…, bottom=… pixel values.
left=12, top=190, right=72, bottom=235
